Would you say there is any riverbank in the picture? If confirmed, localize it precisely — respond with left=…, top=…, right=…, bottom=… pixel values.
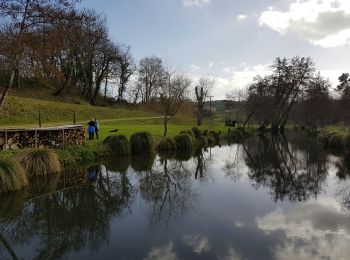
left=0, top=116, right=244, bottom=167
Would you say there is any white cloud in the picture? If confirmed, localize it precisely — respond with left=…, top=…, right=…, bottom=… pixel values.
left=144, top=242, right=178, bottom=260
left=209, top=61, right=214, bottom=68
left=256, top=199, right=350, bottom=260
left=189, top=63, right=270, bottom=99
left=190, top=64, right=201, bottom=71
left=183, top=0, right=211, bottom=8
left=237, top=14, right=248, bottom=21
left=183, top=234, right=211, bottom=254
left=259, top=0, right=350, bottom=47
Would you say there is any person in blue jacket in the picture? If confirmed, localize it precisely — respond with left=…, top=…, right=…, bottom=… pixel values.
left=87, top=118, right=96, bottom=140
left=94, top=117, right=100, bottom=139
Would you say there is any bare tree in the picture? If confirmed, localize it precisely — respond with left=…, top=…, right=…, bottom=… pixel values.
left=116, top=44, right=135, bottom=101
left=138, top=55, right=166, bottom=103
left=195, top=77, right=214, bottom=126
left=0, top=0, right=79, bottom=108
left=225, top=87, right=248, bottom=124
left=159, top=72, right=191, bottom=137
left=246, top=57, right=315, bottom=133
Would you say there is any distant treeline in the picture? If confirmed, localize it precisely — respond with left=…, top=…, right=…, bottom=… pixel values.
left=225, top=57, right=350, bottom=132
left=0, top=0, right=195, bottom=107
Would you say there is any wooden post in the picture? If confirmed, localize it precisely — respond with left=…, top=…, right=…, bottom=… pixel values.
left=39, top=109, right=42, bottom=128
left=73, top=111, right=76, bottom=125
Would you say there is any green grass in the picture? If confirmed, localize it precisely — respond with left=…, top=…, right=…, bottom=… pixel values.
left=0, top=95, right=235, bottom=167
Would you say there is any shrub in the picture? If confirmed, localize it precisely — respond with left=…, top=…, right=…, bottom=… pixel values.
left=130, top=132, right=154, bottom=154
left=59, top=145, right=97, bottom=166
left=130, top=153, right=156, bottom=172
left=209, top=130, right=222, bottom=142
left=180, top=130, right=195, bottom=139
left=17, top=148, right=61, bottom=177
left=196, top=135, right=208, bottom=147
left=157, top=138, right=177, bottom=151
left=191, top=127, right=202, bottom=138
left=227, top=128, right=248, bottom=142
left=0, top=158, right=28, bottom=194
left=103, top=135, right=131, bottom=155
left=174, top=133, right=196, bottom=151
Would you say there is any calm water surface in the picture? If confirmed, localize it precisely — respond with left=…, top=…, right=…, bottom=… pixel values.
left=1, top=133, right=350, bottom=259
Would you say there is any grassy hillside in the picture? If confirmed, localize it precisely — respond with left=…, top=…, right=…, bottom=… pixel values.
left=0, top=96, right=158, bottom=126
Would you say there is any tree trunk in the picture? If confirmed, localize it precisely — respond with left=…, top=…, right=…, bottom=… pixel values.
left=243, top=109, right=255, bottom=130
left=197, top=102, right=203, bottom=126
left=163, top=118, right=168, bottom=138
left=104, top=76, right=108, bottom=101
left=0, top=69, right=15, bottom=108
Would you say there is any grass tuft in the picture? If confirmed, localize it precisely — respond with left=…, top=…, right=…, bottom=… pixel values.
left=103, top=135, right=131, bottom=155
left=17, top=148, right=61, bottom=177
left=174, top=133, right=196, bottom=151
left=0, top=158, right=28, bottom=194
left=130, top=132, right=154, bottom=154
left=157, top=138, right=177, bottom=151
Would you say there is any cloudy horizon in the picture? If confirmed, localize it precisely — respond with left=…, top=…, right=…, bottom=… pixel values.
left=83, top=0, right=350, bottom=99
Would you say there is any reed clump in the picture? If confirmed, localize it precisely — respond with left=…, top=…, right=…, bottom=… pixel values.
left=103, top=135, right=131, bottom=155
left=17, top=148, right=61, bottom=177
left=192, top=127, right=208, bottom=147
left=174, top=133, right=196, bottom=151
left=130, top=132, right=154, bottom=154
left=0, top=158, right=28, bottom=194
left=157, top=138, right=177, bottom=151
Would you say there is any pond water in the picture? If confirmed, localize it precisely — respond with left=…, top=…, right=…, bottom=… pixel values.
left=1, top=133, right=350, bottom=259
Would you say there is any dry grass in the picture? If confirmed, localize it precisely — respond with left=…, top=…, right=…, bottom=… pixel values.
left=0, top=158, right=28, bottom=194
left=130, top=132, right=154, bottom=154
left=17, top=149, right=61, bottom=177
left=103, top=135, right=131, bottom=155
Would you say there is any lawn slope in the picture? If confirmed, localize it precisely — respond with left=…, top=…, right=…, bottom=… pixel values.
left=0, top=96, right=158, bottom=127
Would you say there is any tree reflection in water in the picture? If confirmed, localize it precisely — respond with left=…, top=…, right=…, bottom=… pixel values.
left=241, top=132, right=329, bottom=202
left=139, top=158, right=195, bottom=229
left=193, top=148, right=214, bottom=182
left=0, top=165, right=135, bottom=260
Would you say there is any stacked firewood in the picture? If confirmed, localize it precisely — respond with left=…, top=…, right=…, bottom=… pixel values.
left=0, top=126, right=86, bottom=150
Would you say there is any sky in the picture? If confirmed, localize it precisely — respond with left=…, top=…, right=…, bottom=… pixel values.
left=81, top=0, right=350, bottom=99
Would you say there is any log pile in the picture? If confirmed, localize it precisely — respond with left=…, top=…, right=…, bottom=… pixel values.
left=0, top=125, right=86, bottom=150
